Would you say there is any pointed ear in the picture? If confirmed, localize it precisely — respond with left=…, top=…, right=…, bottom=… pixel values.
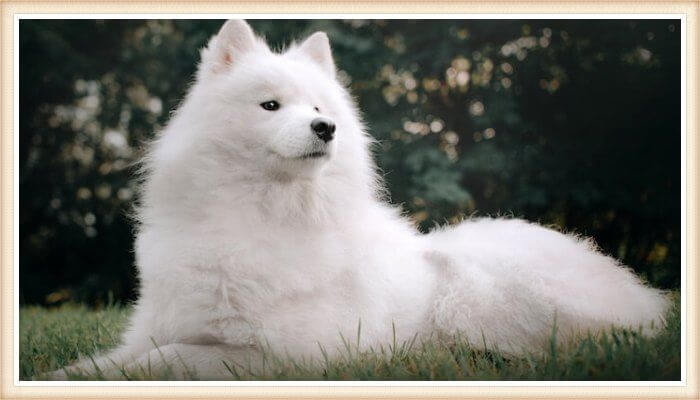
left=297, top=32, right=335, bottom=78
left=201, top=19, right=258, bottom=74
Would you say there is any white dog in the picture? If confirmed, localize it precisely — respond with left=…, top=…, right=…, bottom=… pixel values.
left=50, top=20, right=669, bottom=380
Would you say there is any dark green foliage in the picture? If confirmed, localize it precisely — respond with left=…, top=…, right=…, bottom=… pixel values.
left=19, top=19, right=680, bottom=305
left=22, top=293, right=680, bottom=380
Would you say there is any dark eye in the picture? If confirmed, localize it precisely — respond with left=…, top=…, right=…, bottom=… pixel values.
left=314, top=106, right=320, bottom=112
left=260, top=101, right=280, bottom=111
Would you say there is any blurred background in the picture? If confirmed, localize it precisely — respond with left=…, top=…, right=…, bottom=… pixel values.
left=19, top=19, right=681, bottom=307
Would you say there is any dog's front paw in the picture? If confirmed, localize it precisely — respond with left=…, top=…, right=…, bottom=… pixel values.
left=40, top=368, right=70, bottom=381
left=40, top=363, right=95, bottom=380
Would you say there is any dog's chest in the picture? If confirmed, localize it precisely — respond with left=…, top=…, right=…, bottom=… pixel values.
left=213, top=228, right=363, bottom=306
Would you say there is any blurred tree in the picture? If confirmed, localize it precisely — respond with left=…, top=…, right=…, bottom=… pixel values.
left=19, top=19, right=681, bottom=306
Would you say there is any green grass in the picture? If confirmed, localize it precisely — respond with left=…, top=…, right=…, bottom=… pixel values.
left=21, top=294, right=681, bottom=381
left=20, top=303, right=128, bottom=379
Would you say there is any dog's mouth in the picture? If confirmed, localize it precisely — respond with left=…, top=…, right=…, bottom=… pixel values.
left=298, top=151, right=328, bottom=160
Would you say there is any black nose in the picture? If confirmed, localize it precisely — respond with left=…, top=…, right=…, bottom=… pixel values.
left=311, top=117, right=336, bottom=143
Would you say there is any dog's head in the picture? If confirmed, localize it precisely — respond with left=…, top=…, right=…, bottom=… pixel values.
left=181, top=20, right=353, bottom=179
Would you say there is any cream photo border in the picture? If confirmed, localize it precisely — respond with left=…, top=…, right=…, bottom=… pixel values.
left=1, top=1, right=697, bottom=399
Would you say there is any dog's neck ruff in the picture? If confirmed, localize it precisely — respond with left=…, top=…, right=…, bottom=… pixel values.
left=137, top=155, right=379, bottom=232
left=234, top=167, right=378, bottom=228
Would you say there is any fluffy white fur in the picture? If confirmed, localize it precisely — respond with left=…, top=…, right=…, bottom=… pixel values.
left=49, top=20, right=669, bottom=380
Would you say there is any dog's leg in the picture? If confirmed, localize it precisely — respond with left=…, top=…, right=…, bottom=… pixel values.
left=116, top=343, right=262, bottom=380
left=42, top=340, right=155, bottom=380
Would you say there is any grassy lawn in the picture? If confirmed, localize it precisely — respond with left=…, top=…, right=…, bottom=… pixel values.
left=21, top=293, right=681, bottom=381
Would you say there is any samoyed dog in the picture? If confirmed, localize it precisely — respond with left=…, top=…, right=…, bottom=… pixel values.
left=50, top=20, right=669, bottom=380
